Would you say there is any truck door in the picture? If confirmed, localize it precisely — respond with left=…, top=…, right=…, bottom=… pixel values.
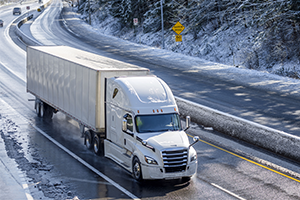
left=110, top=105, right=124, bottom=147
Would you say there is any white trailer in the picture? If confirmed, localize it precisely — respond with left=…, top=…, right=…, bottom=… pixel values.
left=27, top=46, right=199, bottom=181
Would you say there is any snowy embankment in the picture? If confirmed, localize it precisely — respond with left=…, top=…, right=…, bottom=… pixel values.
left=176, top=97, right=300, bottom=161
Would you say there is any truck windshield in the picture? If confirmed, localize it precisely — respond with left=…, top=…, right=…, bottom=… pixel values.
left=135, top=113, right=182, bottom=133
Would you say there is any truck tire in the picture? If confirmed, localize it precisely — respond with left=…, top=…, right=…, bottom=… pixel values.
left=84, top=130, right=93, bottom=150
left=39, top=102, right=53, bottom=120
left=36, top=102, right=41, bottom=117
left=132, top=157, right=143, bottom=181
left=40, top=103, right=45, bottom=118
left=44, top=103, right=54, bottom=120
left=93, top=134, right=104, bottom=156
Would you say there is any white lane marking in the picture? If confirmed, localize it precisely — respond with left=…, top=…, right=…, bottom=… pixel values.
left=211, top=183, right=246, bottom=200
left=0, top=98, right=140, bottom=200
left=30, top=124, right=140, bottom=200
left=0, top=99, right=34, bottom=200
left=30, top=1, right=58, bottom=45
left=0, top=60, right=26, bottom=83
left=4, top=18, right=26, bottom=55
left=19, top=171, right=35, bottom=200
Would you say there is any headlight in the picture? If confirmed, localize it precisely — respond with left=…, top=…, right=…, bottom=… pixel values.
left=190, top=153, right=197, bottom=162
left=144, top=156, right=158, bottom=165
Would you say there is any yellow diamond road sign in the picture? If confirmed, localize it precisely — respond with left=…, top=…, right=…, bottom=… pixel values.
left=172, top=21, right=185, bottom=35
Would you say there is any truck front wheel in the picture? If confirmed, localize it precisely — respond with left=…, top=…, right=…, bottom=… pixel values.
left=132, top=157, right=143, bottom=181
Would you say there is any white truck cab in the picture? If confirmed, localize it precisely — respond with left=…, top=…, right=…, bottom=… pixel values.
left=104, top=76, right=198, bottom=180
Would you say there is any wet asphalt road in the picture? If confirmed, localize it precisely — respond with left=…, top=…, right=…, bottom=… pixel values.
left=1, top=1, right=300, bottom=199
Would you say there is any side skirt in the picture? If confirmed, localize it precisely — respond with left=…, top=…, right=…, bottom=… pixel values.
left=104, top=139, right=132, bottom=173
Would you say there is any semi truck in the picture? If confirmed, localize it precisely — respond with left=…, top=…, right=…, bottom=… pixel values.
left=26, top=46, right=199, bottom=181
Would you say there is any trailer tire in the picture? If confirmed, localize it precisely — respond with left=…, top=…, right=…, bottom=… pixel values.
left=35, top=101, right=53, bottom=120
left=40, top=103, right=45, bottom=118
left=132, top=157, right=143, bottom=181
left=40, top=103, right=53, bottom=120
left=84, top=130, right=93, bottom=150
left=43, top=104, right=54, bottom=120
left=35, top=102, right=41, bottom=117
left=93, top=134, right=104, bottom=156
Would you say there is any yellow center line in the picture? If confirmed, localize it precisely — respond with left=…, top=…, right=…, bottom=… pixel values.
left=188, top=134, right=300, bottom=183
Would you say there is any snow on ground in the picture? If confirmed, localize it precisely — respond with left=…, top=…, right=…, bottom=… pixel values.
left=77, top=6, right=300, bottom=78
left=73, top=8, right=300, bottom=98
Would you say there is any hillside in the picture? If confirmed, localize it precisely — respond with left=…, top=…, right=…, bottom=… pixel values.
left=75, top=0, right=300, bottom=79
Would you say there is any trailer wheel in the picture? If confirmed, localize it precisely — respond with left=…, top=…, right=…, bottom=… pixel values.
left=93, top=134, right=104, bottom=156
left=40, top=103, right=45, bottom=118
left=43, top=103, right=54, bottom=120
left=132, top=157, right=143, bottom=181
left=84, top=130, right=93, bottom=150
left=35, top=102, right=41, bottom=117
left=37, top=102, right=53, bottom=120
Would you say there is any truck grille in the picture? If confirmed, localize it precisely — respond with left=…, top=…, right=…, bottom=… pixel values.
left=162, top=148, right=188, bottom=173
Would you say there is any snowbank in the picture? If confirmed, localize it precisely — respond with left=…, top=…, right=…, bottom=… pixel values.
left=176, top=96, right=300, bottom=161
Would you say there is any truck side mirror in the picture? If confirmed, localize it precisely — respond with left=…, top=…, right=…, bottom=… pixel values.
left=184, top=116, right=190, bottom=131
left=189, top=136, right=200, bottom=148
left=122, top=119, right=127, bottom=132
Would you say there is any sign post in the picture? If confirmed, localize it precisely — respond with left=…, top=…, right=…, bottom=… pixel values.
left=160, top=0, right=164, bottom=49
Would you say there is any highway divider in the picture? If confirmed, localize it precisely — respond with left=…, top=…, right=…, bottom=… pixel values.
left=14, top=0, right=52, bottom=46
left=176, top=96, right=300, bottom=161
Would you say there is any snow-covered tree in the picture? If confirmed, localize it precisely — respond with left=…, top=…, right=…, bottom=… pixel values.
left=76, top=0, right=300, bottom=78
left=110, top=0, right=149, bottom=27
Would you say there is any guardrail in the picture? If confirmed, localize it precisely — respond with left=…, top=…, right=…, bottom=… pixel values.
left=14, top=0, right=52, bottom=46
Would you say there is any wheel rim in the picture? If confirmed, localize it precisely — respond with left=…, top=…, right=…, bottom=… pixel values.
left=85, top=131, right=93, bottom=149
left=133, top=162, right=141, bottom=179
left=85, top=134, right=91, bottom=149
left=40, top=104, right=44, bottom=117
left=36, top=104, right=39, bottom=115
